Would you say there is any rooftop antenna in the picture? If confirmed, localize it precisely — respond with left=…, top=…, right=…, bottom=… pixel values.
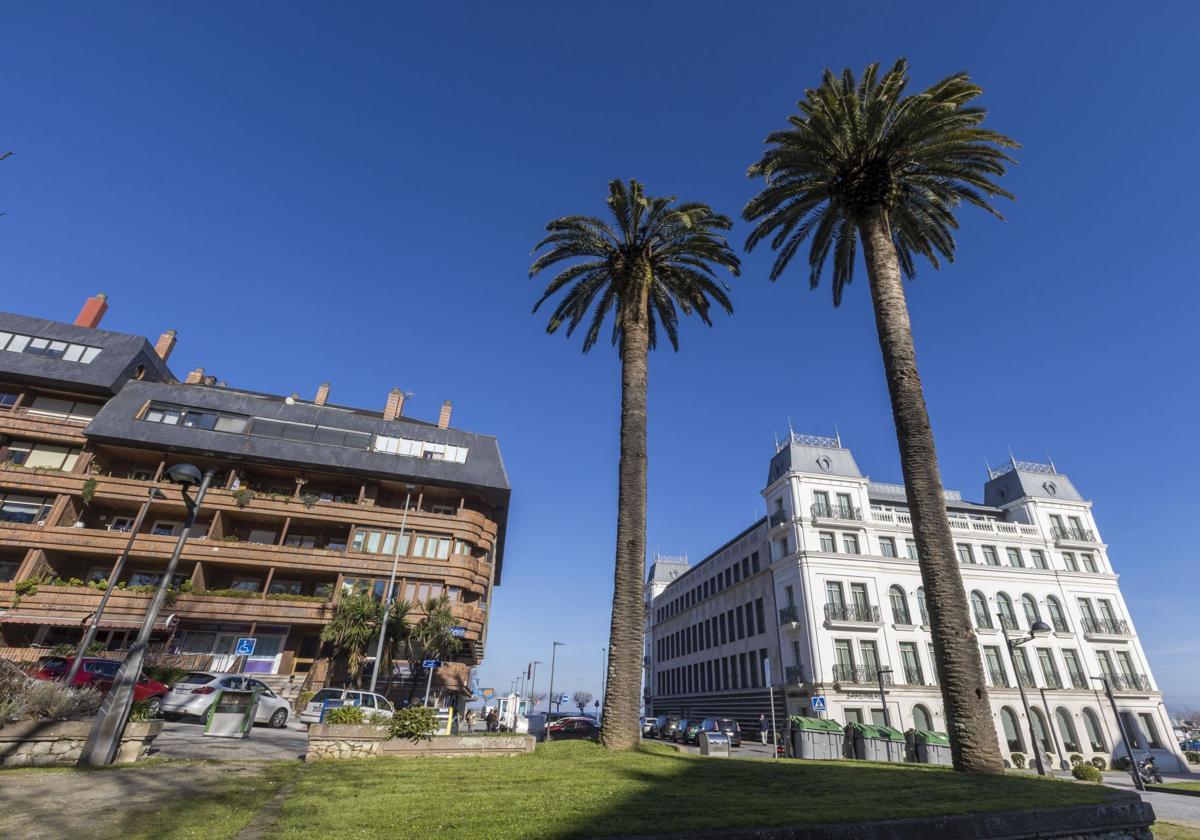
left=834, top=424, right=842, bottom=448
left=1046, top=451, right=1058, bottom=474
left=774, top=429, right=780, bottom=452
left=984, top=456, right=993, bottom=478
left=787, top=416, right=795, bottom=442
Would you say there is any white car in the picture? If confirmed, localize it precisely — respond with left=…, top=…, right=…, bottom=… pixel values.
left=299, top=687, right=395, bottom=724
left=161, top=672, right=293, bottom=728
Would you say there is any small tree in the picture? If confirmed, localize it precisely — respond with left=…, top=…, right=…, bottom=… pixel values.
left=320, top=594, right=380, bottom=688
left=406, top=596, right=463, bottom=703
left=574, top=691, right=594, bottom=715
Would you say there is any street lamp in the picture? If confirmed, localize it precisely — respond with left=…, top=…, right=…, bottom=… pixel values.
left=546, top=641, right=564, bottom=720
left=1092, top=676, right=1145, bottom=792
left=79, top=463, right=215, bottom=767
left=1000, top=616, right=1052, bottom=776
left=368, top=485, right=415, bottom=694
left=875, top=666, right=893, bottom=729
left=65, top=486, right=165, bottom=686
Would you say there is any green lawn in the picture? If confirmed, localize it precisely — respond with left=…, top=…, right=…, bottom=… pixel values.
left=1153, top=823, right=1200, bottom=840
left=263, top=742, right=1112, bottom=839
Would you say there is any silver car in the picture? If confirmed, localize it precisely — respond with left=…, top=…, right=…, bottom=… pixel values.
left=161, top=672, right=292, bottom=728
left=299, top=687, right=395, bottom=724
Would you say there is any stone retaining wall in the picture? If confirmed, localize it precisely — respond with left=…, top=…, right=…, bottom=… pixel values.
left=0, top=720, right=163, bottom=767
left=307, top=725, right=535, bottom=760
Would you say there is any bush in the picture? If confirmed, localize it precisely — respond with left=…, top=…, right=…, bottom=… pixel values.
left=1010, top=752, right=1026, bottom=769
left=128, top=699, right=159, bottom=722
left=0, top=672, right=103, bottom=724
left=1090, top=756, right=1108, bottom=771
left=144, top=665, right=188, bottom=687
left=324, top=706, right=366, bottom=725
left=1069, top=753, right=1084, bottom=767
left=389, top=706, right=439, bottom=741
left=295, top=691, right=315, bottom=713
left=1185, top=750, right=1200, bottom=764
left=1072, top=763, right=1103, bottom=782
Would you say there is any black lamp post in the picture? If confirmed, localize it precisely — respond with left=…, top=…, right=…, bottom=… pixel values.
left=78, top=464, right=215, bottom=767
left=875, top=666, right=893, bottom=729
left=1092, top=676, right=1145, bottom=792
left=1000, top=616, right=1052, bottom=776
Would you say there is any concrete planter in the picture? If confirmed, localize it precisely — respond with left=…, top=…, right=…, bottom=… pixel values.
left=307, top=726, right=535, bottom=760
left=0, top=719, right=163, bottom=767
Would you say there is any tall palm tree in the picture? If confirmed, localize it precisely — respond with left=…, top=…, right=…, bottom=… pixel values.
left=321, top=593, right=381, bottom=688
left=743, top=60, right=1017, bottom=773
left=407, top=595, right=463, bottom=703
left=530, top=179, right=741, bottom=749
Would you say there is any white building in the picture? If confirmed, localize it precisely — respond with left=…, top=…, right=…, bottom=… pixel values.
left=647, top=433, right=1189, bottom=771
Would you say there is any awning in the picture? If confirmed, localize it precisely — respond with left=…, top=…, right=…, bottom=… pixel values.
left=0, top=612, right=178, bottom=632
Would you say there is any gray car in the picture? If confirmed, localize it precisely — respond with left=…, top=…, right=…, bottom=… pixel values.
left=161, top=672, right=292, bottom=728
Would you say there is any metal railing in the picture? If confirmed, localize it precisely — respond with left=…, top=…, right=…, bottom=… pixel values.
left=1107, top=673, right=1152, bottom=692
left=768, top=510, right=790, bottom=527
left=824, top=603, right=881, bottom=623
left=999, top=614, right=1019, bottom=631
left=784, top=665, right=806, bottom=684
left=778, top=605, right=801, bottom=625
left=832, top=665, right=893, bottom=685
left=1051, top=526, right=1097, bottom=543
left=901, top=666, right=928, bottom=686
left=1081, top=617, right=1130, bottom=636
left=811, top=503, right=862, bottom=522
left=1051, top=617, right=1070, bottom=633
left=988, top=669, right=1010, bottom=688
left=1042, top=675, right=1064, bottom=690
left=1068, top=673, right=1089, bottom=690
left=1016, top=673, right=1038, bottom=689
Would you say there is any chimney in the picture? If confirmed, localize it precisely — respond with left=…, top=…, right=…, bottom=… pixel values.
left=437, top=400, right=453, bottom=429
left=185, top=367, right=205, bottom=384
left=383, top=388, right=405, bottom=421
left=314, top=382, right=331, bottom=406
left=74, top=293, right=109, bottom=329
left=154, top=329, right=177, bottom=362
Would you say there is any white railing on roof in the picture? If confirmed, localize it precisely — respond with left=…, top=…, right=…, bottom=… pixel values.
left=988, top=459, right=1057, bottom=479
left=777, top=432, right=841, bottom=453
left=872, top=510, right=1036, bottom=537
left=869, top=481, right=962, bottom=502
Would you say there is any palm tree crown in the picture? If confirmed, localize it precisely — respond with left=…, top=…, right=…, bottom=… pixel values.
left=743, top=58, right=1018, bottom=302
left=531, top=179, right=741, bottom=350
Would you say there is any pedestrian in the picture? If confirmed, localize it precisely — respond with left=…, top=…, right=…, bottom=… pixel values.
left=759, top=713, right=768, bottom=745
left=464, top=708, right=476, bottom=733
left=486, top=708, right=498, bottom=732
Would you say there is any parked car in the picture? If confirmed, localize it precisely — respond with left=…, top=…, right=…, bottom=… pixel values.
left=32, top=656, right=169, bottom=716
left=674, top=719, right=702, bottom=744
left=641, top=716, right=656, bottom=737
left=699, top=717, right=742, bottom=747
left=298, top=687, right=395, bottom=725
left=1180, top=738, right=1200, bottom=751
left=545, top=717, right=599, bottom=741
left=161, top=672, right=293, bottom=727
left=651, top=715, right=681, bottom=740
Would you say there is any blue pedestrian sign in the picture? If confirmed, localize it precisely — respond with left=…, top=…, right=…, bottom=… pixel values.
left=235, top=637, right=256, bottom=656
left=422, top=659, right=441, bottom=669
left=810, top=695, right=827, bottom=712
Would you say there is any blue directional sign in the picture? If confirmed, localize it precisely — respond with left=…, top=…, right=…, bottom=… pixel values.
left=449, top=626, right=467, bottom=638
left=810, top=695, right=827, bottom=712
left=235, top=637, right=256, bottom=656
left=422, top=659, right=441, bottom=669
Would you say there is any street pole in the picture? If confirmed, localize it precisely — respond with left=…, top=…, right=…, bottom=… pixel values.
left=547, top=641, right=563, bottom=719
left=79, top=466, right=214, bottom=767
left=66, top=487, right=162, bottom=686
left=1094, top=676, right=1145, bottom=791
left=424, top=663, right=437, bottom=706
left=368, top=488, right=412, bottom=694
left=529, top=660, right=540, bottom=716
left=1038, top=686, right=1065, bottom=770
left=1001, top=618, right=1045, bottom=777
left=767, top=657, right=779, bottom=758
left=875, top=667, right=892, bottom=729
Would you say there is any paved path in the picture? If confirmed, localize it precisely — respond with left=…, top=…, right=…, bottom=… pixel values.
left=150, top=718, right=308, bottom=761
left=1100, top=772, right=1200, bottom=828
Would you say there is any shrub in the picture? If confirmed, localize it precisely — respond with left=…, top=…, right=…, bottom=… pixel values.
left=1072, top=763, right=1103, bottom=782
left=128, top=699, right=158, bottom=722
left=232, top=487, right=256, bottom=508
left=1069, top=753, right=1084, bottom=767
left=51, top=641, right=105, bottom=657
left=1090, top=756, right=1108, bottom=771
left=12, top=577, right=41, bottom=606
left=367, top=711, right=391, bottom=725
left=144, top=665, right=188, bottom=687
left=1010, top=752, right=1026, bottom=769
left=301, top=492, right=319, bottom=509
left=324, top=705, right=366, bottom=725
left=1185, top=750, right=1200, bottom=764
left=389, top=706, right=439, bottom=742
left=81, top=478, right=97, bottom=505
left=295, top=691, right=315, bottom=712
left=0, top=673, right=103, bottom=724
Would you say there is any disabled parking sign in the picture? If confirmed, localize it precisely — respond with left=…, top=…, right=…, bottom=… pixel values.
left=235, top=637, right=256, bottom=656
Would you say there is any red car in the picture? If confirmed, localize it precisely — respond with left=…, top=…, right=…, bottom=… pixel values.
left=544, top=716, right=599, bottom=741
left=33, top=656, right=169, bottom=715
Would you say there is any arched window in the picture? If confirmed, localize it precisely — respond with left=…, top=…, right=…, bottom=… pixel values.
left=1056, top=708, right=1081, bottom=753
left=1046, top=596, right=1068, bottom=632
left=889, top=585, right=911, bottom=625
left=997, top=593, right=1018, bottom=630
left=916, top=587, right=928, bottom=624
left=970, top=591, right=993, bottom=629
left=912, top=704, right=933, bottom=732
left=1000, top=706, right=1024, bottom=752
left=1030, top=707, right=1053, bottom=755
left=1020, top=594, right=1041, bottom=627
left=1082, top=708, right=1107, bottom=751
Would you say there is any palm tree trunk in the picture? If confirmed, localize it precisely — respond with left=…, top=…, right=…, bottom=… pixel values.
left=858, top=207, right=1003, bottom=773
left=598, top=299, right=650, bottom=750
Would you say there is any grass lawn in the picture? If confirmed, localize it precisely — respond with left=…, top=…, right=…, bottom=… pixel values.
left=263, top=741, right=1114, bottom=839
left=1154, top=781, right=1200, bottom=792
left=1153, top=823, right=1200, bottom=840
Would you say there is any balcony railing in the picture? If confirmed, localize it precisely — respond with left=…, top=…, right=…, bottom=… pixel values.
left=1042, top=675, right=1064, bottom=690
left=784, top=665, right=806, bottom=684
left=824, top=603, right=881, bottom=624
left=999, top=614, right=1019, bottom=632
left=1052, top=526, right=1097, bottom=544
left=832, top=665, right=893, bottom=685
left=1082, top=617, right=1130, bottom=636
left=1107, top=673, right=1152, bottom=692
left=901, top=666, right=929, bottom=686
left=768, top=510, right=790, bottom=528
left=1017, top=673, right=1038, bottom=689
left=1051, top=617, right=1070, bottom=633
left=778, top=605, right=801, bottom=625
left=811, top=503, right=862, bottom=522
left=1068, top=673, right=1089, bottom=690
left=988, top=669, right=1010, bottom=688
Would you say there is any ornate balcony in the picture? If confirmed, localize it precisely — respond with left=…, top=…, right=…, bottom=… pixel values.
left=832, top=665, right=893, bottom=686
left=778, top=605, right=801, bottom=625
left=811, top=503, right=862, bottom=523
left=824, top=603, right=881, bottom=625
left=784, top=665, right=806, bottom=684
left=988, top=668, right=1010, bottom=688
left=768, top=510, right=791, bottom=528
left=1052, top=526, right=1098, bottom=545
left=1082, top=617, right=1131, bottom=637
left=1107, top=673, right=1152, bottom=693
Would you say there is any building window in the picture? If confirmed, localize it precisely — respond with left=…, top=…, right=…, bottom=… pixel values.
left=981, top=546, right=1000, bottom=566
left=842, top=534, right=860, bottom=555
left=0, top=493, right=55, bottom=524
left=1083, top=708, right=1107, bottom=751
left=984, top=646, right=1008, bottom=687
left=1062, top=552, right=1079, bottom=572
left=1, top=441, right=82, bottom=471
left=997, top=593, right=1018, bottom=630
left=970, top=591, right=993, bottom=629
left=1030, top=549, right=1048, bottom=569
left=1080, top=553, right=1099, bottom=573
left=819, top=532, right=836, bottom=553
left=916, top=587, right=928, bottom=624
left=1036, top=648, right=1061, bottom=688
left=956, top=544, right=975, bottom=564
left=27, top=396, right=102, bottom=423
left=1046, top=596, right=1068, bottom=632
left=1000, top=706, right=1024, bottom=752
left=899, top=642, right=923, bottom=685
left=1137, top=713, right=1163, bottom=749
left=889, top=585, right=911, bottom=625
left=1020, top=594, right=1041, bottom=627
left=751, top=552, right=760, bottom=573
left=906, top=540, right=919, bottom=560
left=755, top=598, right=766, bottom=635
left=844, top=707, right=864, bottom=725
left=0, top=331, right=101, bottom=363
left=1006, top=548, right=1024, bottom=568
left=1062, top=649, right=1087, bottom=689
left=912, top=704, right=933, bottom=732
left=879, top=537, right=897, bottom=558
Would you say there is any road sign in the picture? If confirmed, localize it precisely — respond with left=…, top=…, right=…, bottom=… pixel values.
left=810, top=695, right=827, bottom=712
left=763, top=657, right=771, bottom=684
left=560, top=693, right=569, bottom=705
left=235, top=637, right=256, bottom=656
left=422, top=659, right=441, bottom=669
left=449, top=626, right=466, bottom=638
left=482, top=688, right=495, bottom=699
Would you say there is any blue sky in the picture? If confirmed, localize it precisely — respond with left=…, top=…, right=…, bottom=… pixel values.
left=4, top=2, right=1198, bottom=711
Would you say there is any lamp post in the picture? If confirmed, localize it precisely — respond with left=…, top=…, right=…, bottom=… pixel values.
left=546, top=641, right=564, bottom=719
left=875, top=666, right=893, bottom=729
left=529, top=660, right=541, bottom=716
left=1092, top=676, right=1145, bottom=792
left=1001, top=616, right=1052, bottom=777
left=79, top=464, right=214, bottom=767
left=1038, top=686, right=1066, bottom=770
left=368, top=485, right=414, bottom=695
left=65, top=486, right=165, bottom=687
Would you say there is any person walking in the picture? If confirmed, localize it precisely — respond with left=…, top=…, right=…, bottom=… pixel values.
left=486, top=708, right=498, bottom=733
left=759, top=713, right=768, bottom=745
left=464, top=708, right=476, bottom=733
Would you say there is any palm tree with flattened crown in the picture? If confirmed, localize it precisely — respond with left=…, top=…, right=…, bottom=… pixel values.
left=530, top=179, right=740, bottom=749
left=743, top=59, right=1018, bottom=773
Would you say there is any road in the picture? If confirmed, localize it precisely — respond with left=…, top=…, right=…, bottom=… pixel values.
left=149, top=718, right=308, bottom=761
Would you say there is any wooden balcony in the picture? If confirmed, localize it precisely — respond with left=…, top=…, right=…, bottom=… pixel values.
left=0, top=407, right=90, bottom=446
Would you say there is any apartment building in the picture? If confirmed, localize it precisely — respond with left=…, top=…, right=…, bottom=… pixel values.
left=0, top=296, right=509, bottom=701
left=647, top=432, right=1187, bottom=771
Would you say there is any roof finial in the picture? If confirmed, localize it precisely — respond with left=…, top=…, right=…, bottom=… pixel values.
left=834, top=424, right=842, bottom=448
left=774, top=429, right=780, bottom=452
left=1046, top=451, right=1057, bottom=474
left=1007, top=445, right=1017, bottom=470
left=984, top=456, right=992, bottom=478
left=787, top=416, right=795, bottom=442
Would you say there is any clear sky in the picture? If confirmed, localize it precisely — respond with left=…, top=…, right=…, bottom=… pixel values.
left=4, top=2, right=1198, bottom=712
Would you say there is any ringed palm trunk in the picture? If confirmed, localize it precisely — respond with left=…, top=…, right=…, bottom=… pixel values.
left=859, top=207, right=1003, bottom=773
left=599, top=289, right=650, bottom=750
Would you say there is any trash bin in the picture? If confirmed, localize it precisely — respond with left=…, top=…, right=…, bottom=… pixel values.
left=788, top=716, right=845, bottom=760
left=847, top=722, right=906, bottom=763
left=699, top=731, right=731, bottom=757
left=909, top=729, right=952, bottom=766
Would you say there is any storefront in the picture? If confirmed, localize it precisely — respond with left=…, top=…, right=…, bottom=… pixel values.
left=171, top=622, right=290, bottom=674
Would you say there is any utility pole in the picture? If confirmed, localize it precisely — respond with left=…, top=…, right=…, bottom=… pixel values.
left=547, top=641, right=564, bottom=720
left=1093, top=676, right=1145, bottom=791
left=368, top=486, right=413, bottom=694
